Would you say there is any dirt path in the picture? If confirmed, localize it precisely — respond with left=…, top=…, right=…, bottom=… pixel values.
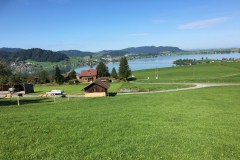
left=117, top=82, right=240, bottom=95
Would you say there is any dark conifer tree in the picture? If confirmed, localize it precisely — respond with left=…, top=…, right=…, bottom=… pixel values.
left=68, top=70, right=77, bottom=80
left=54, top=66, right=64, bottom=84
left=111, top=67, right=118, bottom=79
left=118, top=56, right=131, bottom=80
left=96, top=62, right=110, bottom=77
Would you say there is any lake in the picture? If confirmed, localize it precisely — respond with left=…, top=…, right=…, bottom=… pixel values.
left=75, top=53, right=240, bottom=73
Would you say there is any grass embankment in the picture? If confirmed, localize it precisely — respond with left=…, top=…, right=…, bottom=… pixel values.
left=109, top=83, right=193, bottom=92
left=1, top=86, right=240, bottom=159
left=133, top=62, right=240, bottom=83
left=27, top=57, right=83, bottom=71
left=34, top=83, right=193, bottom=95
left=34, top=84, right=88, bottom=95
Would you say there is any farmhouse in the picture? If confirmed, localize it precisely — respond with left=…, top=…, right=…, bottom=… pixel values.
left=83, top=79, right=109, bottom=97
left=79, top=68, right=97, bottom=83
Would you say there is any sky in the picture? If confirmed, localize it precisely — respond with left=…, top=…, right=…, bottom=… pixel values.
left=0, top=0, right=240, bottom=52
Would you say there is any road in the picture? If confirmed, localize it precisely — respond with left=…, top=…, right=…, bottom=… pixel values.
left=117, top=82, right=240, bottom=95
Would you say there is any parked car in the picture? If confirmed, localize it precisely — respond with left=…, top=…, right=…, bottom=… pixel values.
left=46, top=90, right=65, bottom=95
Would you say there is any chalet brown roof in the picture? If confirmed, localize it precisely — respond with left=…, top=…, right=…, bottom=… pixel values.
left=80, top=68, right=97, bottom=77
left=94, top=79, right=109, bottom=89
left=83, top=79, right=109, bottom=90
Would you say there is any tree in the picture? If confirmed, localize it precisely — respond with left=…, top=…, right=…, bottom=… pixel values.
left=119, top=57, right=131, bottom=80
left=111, top=67, right=118, bottom=79
left=0, top=60, right=12, bottom=87
left=54, top=66, right=64, bottom=84
left=68, top=70, right=77, bottom=80
left=96, top=62, right=110, bottom=77
left=38, top=70, right=49, bottom=84
left=0, top=60, right=11, bottom=76
left=8, top=75, right=22, bottom=87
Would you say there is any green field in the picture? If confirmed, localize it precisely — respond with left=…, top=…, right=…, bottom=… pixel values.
left=133, top=62, right=240, bottom=83
left=34, top=84, right=88, bottom=95
left=34, top=83, right=193, bottom=95
left=1, top=86, right=240, bottom=159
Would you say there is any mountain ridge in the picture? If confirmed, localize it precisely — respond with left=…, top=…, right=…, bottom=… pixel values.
left=0, top=45, right=184, bottom=61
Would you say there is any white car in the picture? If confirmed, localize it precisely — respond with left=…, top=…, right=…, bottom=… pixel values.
left=46, top=90, right=65, bottom=95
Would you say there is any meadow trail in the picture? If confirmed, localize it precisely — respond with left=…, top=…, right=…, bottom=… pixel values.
left=118, top=82, right=240, bottom=95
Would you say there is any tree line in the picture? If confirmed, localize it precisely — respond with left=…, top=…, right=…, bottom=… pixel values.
left=0, top=56, right=132, bottom=87
left=96, top=56, right=131, bottom=80
left=173, top=59, right=197, bottom=66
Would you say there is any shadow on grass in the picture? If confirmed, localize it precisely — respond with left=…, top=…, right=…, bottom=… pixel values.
left=33, top=91, right=43, bottom=94
left=127, top=77, right=137, bottom=81
left=0, top=98, right=52, bottom=106
left=107, top=92, right=118, bottom=97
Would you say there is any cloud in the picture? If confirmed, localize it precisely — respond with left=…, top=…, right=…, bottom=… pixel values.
left=178, top=16, right=230, bottom=30
left=127, top=33, right=150, bottom=37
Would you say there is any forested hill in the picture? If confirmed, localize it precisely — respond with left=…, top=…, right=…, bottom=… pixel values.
left=58, top=50, right=95, bottom=57
left=0, top=47, right=23, bottom=53
left=122, top=46, right=183, bottom=54
left=97, top=46, right=184, bottom=57
left=0, top=48, right=69, bottom=62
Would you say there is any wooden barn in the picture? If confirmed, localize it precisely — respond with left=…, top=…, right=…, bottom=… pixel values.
left=83, top=80, right=109, bottom=97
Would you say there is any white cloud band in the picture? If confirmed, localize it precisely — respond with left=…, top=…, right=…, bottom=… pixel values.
left=178, top=16, right=230, bottom=30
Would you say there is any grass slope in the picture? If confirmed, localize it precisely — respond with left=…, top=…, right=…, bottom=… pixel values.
left=34, top=84, right=88, bottom=95
left=1, top=86, right=240, bottom=159
left=34, top=83, right=192, bottom=95
left=133, top=62, right=240, bottom=83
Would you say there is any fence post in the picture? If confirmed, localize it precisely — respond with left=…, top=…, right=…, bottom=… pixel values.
left=17, top=96, right=19, bottom=106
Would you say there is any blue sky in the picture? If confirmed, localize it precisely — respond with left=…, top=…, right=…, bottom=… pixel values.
left=1, top=0, right=240, bottom=51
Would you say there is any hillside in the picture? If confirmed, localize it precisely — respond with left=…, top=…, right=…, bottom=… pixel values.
left=122, top=46, right=183, bottom=54
left=0, top=48, right=69, bottom=62
left=97, top=46, right=183, bottom=57
left=0, top=47, right=23, bottom=53
left=58, top=50, right=95, bottom=57
left=133, top=61, right=240, bottom=83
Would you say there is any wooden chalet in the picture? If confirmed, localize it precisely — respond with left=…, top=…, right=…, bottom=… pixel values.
left=79, top=68, right=97, bottom=83
left=83, top=80, right=109, bottom=97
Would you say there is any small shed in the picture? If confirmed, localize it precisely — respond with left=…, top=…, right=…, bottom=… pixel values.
left=83, top=80, right=109, bottom=97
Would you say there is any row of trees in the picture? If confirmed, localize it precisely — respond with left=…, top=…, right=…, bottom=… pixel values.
left=96, top=56, right=131, bottom=80
left=0, top=59, right=77, bottom=86
left=0, top=56, right=132, bottom=87
left=173, top=59, right=197, bottom=66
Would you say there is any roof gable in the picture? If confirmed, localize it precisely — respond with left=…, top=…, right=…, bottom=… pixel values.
left=80, top=68, right=97, bottom=77
left=83, top=80, right=109, bottom=90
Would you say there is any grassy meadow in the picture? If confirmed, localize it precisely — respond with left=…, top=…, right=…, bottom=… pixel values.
left=1, top=86, right=240, bottom=159
left=34, top=84, right=88, bottom=95
left=133, top=62, right=240, bottom=83
left=34, top=83, right=193, bottom=95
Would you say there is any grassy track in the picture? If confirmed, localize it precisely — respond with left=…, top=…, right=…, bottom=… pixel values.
left=133, top=62, right=240, bottom=83
left=1, top=86, right=240, bottom=159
